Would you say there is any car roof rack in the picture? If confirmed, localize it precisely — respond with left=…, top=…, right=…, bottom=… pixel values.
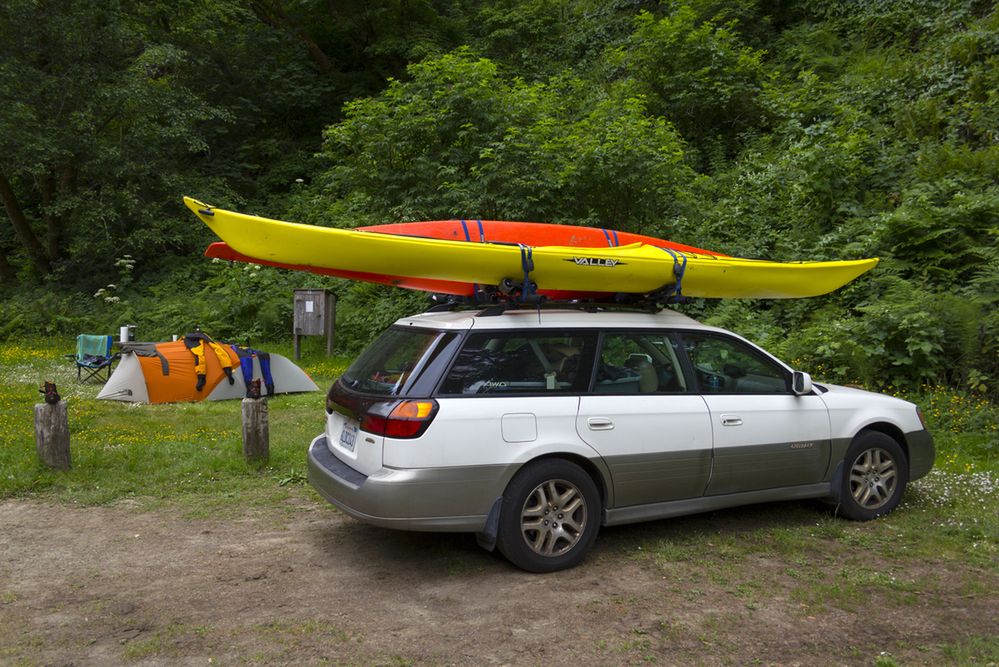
left=424, top=290, right=689, bottom=317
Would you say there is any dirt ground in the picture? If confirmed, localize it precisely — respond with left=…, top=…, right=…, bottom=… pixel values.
left=1, top=496, right=995, bottom=666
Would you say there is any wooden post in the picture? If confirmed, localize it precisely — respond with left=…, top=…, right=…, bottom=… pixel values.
left=241, top=397, right=269, bottom=461
left=325, top=291, right=336, bottom=356
left=34, top=400, right=71, bottom=470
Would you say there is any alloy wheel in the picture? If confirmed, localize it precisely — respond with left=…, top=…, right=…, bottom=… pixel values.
left=849, top=447, right=899, bottom=511
left=519, top=478, right=588, bottom=556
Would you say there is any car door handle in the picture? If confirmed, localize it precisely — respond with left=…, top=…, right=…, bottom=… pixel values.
left=587, top=417, right=615, bottom=431
left=721, top=415, right=743, bottom=426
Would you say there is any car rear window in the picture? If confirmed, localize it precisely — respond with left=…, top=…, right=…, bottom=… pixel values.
left=340, top=327, right=454, bottom=396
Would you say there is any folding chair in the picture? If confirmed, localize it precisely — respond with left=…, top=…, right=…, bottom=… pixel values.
left=72, top=334, right=119, bottom=383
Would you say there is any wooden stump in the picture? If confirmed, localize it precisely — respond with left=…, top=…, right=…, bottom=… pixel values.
left=241, top=397, right=269, bottom=461
left=34, top=400, right=71, bottom=470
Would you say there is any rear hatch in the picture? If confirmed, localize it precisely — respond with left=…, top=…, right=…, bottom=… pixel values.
left=324, top=326, right=461, bottom=475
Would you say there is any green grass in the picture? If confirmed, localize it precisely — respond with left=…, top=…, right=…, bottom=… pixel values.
left=4, top=339, right=997, bottom=517
left=2, top=338, right=997, bottom=572
left=940, top=635, right=999, bottom=664
left=0, top=338, right=347, bottom=513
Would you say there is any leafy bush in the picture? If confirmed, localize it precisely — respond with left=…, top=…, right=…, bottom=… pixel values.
left=333, top=281, right=428, bottom=356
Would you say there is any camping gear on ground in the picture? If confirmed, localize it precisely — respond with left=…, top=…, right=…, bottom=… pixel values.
left=97, top=335, right=317, bottom=404
left=71, top=334, right=119, bottom=383
left=185, top=197, right=878, bottom=301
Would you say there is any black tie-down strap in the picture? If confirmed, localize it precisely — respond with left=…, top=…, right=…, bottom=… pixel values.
left=510, top=244, right=687, bottom=304
left=518, top=244, right=537, bottom=302
left=121, top=342, right=170, bottom=375
left=657, top=247, right=688, bottom=302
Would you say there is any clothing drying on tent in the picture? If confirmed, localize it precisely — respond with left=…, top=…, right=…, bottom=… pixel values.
left=183, top=332, right=235, bottom=392
left=97, top=333, right=318, bottom=404
left=231, top=345, right=275, bottom=395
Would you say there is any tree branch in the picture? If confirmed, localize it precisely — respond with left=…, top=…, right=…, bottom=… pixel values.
left=248, top=0, right=335, bottom=74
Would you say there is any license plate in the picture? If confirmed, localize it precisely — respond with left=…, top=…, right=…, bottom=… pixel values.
left=338, top=421, right=359, bottom=452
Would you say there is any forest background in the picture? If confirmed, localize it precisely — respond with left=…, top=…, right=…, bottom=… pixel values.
left=1, top=0, right=996, bottom=399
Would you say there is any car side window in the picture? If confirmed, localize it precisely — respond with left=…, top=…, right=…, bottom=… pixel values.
left=681, top=332, right=789, bottom=394
left=439, top=332, right=596, bottom=395
left=593, top=333, right=687, bottom=394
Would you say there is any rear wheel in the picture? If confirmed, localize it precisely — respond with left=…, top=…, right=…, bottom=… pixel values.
left=496, top=459, right=600, bottom=573
left=838, top=432, right=908, bottom=521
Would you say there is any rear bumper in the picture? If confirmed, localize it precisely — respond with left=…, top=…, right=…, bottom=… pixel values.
left=307, top=434, right=508, bottom=532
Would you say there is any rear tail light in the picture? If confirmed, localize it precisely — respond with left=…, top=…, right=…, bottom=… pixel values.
left=361, top=399, right=439, bottom=439
left=326, top=380, right=438, bottom=439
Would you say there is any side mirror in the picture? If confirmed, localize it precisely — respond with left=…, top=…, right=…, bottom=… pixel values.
left=792, top=371, right=812, bottom=395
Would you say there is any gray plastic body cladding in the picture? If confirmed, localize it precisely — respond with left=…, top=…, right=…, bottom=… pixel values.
left=830, top=430, right=934, bottom=482
left=308, top=435, right=512, bottom=532
left=705, top=439, right=833, bottom=496
left=603, top=482, right=832, bottom=527
left=904, top=428, right=935, bottom=480
left=602, top=450, right=711, bottom=506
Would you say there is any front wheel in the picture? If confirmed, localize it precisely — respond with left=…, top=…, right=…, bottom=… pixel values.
left=838, top=432, right=908, bottom=521
left=496, top=459, right=600, bottom=573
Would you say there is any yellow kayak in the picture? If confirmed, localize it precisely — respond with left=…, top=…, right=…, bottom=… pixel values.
left=184, top=197, right=878, bottom=299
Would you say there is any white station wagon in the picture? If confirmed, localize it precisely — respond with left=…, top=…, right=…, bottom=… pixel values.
left=308, top=308, right=935, bottom=572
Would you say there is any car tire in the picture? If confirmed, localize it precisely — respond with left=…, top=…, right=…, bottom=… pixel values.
left=496, top=459, right=600, bottom=573
left=838, top=431, right=908, bottom=521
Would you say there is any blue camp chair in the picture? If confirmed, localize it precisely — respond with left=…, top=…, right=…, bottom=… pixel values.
left=72, top=334, right=118, bottom=383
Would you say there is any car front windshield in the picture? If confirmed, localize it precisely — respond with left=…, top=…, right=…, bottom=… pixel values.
left=340, top=327, right=444, bottom=396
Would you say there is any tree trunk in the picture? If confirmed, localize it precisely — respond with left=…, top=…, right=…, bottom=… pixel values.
left=0, top=166, right=52, bottom=275
left=43, top=164, right=74, bottom=262
left=0, top=247, right=17, bottom=285
left=38, top=171, right=60, bottom=262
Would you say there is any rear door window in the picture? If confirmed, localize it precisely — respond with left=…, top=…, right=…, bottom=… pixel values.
left=439, top=331, right=597, bottom=395
left=593, top=332, right=688, bottom=394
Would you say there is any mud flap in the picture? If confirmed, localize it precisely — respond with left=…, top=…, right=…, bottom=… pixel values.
left=827, top=460, right=845, bottom=515
left=475, top=497, right=503, bottom=552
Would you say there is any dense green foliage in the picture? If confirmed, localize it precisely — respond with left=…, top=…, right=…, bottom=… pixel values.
left=2, top=0, right=996, bottom=397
